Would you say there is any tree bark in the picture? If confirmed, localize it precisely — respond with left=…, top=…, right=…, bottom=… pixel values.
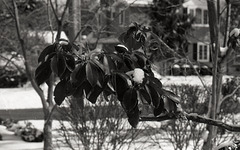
left=43, top=118, right=53, bottom=150
left=202, top=0, right=221, bottom=149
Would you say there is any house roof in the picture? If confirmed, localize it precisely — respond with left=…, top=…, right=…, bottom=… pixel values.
left=183, top=0, right=207, bottom=9
left=126, top=0, right=153, bottom=6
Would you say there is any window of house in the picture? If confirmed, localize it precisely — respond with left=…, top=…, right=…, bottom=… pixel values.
left=195, top=8, right=202, bottom=24
left=189, top=9, right=194, bottom=17
left=203, top=10, right=208, bottom=24
left=197, top=43, right=209, bottom=62
left=189, top=8, right=208, bottom=25
left=119, top=9, right=125, bottom=25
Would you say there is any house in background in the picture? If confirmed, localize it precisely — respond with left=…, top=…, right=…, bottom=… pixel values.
left=86, top=0, right=216, bottom=75
left=180, top=0, right=214, bottom=75
left=65, top=0, right=239, bottom=76
left=85, top=0, right=152, bottom=52
left=182, top=0, right=240, bottom=76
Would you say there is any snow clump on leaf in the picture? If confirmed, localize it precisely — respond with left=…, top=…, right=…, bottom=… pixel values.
left=230, top=28, right=240, bottom=37
left=133, top=68, right=144, bottom=84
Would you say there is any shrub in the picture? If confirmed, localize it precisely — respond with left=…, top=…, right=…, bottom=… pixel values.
left=158, top=85, right=210, bottom=150
left=56, top=96, right=141, bottom=150
left=221, top=77, right=240, bottom=114
left=0, top=67, right=27, bottom=88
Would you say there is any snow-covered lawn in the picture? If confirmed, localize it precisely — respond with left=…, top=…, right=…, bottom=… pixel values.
left=0, top=76, right=234, bottom=149
left=0, top=76, right=232, bottom=110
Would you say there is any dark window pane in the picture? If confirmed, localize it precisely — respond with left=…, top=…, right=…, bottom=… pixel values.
left=196, top=8, right=202, bottom=24
left=204, top=10, right=208, bottom=24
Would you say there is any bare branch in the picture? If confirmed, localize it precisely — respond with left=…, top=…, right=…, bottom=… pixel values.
left=0, top=54, right=25, bottom=74
left=49, top=0, right=59, bottom=22
left=12, top=0, right=48, bottom=114
left=47, top=0, right=54, bottom=42
left=2, top=0, right=14, bottom=17
left=60, top=0, right=70, bottom=22
left=221, top=85, right=240, bottom=103
left=140, top=112, right=240, bottom=132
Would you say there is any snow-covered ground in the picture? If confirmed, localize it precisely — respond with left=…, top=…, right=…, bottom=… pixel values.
left=0, top=76, right=234, bottom=149
left=0, top=120, right=202, bottom=150
left=0, top=76, right=232, bottom=109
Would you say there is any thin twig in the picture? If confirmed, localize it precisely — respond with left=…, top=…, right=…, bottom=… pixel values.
left=49, top=0, right=59, bottom=22
left=221, top=85, right=240, bottom=103
left=11, top=0, right=48, bottom=113
left=2, top=0, right=14, bottom=17
left=0, top=54, right=25, bottom=74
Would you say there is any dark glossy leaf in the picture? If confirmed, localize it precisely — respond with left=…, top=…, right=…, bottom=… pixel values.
left=127, top=22, right=138, bottom=35
left=153, top=97, right=164, bottom=117
left=118, top=32, right=127, bottom=43
left=103, top=55, right=110, bottom=75
left=135, top=31, right=142, bottom=41
left=62, top=43, right=72, bottom=52
left=138, top=88, right=151, bottom=104
left=38, top=44, right=56, bottom=63
left=162, top=89, right=180, bottom=104
left=73, top=83, right=84, bottom=98
left=113, top=73, right=130, bottom=101
left=163, top=97, right=177, bottom=113
left=127, top=106, right=140, bottom=128
left=65, top=81, right=74, bottom=96
left=124, top=56, right=135, bottom=70
left=147, top=76, right=163, bottom=96
left=83, top=80, right=93, bottom=96
left=60, top=68, right=71, bottom=81
left=115, top=44, right=128, bottom=53
left=50, top=53, right=66, bottom=78
left=103, top=82, right=115, bottom=96
left=87, top=85, right=103, bottom=104
left=148, top=76, right=162, bottom=88
left=65, top=54, right=75, bottom=72
left=54, top=80, right=67, bottom=105
left=122, top=88, right=138, bottom=112
left=50, top=55, right=58, bottom=75
left=35, top=61, right=52, bottom=85
left=71, top=63, right=86, bottom=87
left=107, top=53, right=123, bottom=62
left=57, top=53, right=66, bottom=78
left=134, top=52, right=146, bottom=68
left=86, top=61, right=98, bottom=87
left=146, top=84, right=160, bottom=108
left=91, top=61, right=105, bottom=88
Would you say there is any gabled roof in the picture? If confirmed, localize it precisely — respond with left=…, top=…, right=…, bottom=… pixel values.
left=183, top=0, right=207, bottom=9
left=126, top=0, right=153, bottom=6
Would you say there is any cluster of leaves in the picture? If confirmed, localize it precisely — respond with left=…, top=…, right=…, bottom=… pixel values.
left=35, top=23, right=181, bottom=127
left=148, top=0, right=193, bottom=60
left=228, top=28, right=240, bottom=49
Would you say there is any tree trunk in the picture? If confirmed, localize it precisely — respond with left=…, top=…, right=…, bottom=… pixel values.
left=202, top=0, right=220, bottom=149
left=43, top=118, right=53, bottom=150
